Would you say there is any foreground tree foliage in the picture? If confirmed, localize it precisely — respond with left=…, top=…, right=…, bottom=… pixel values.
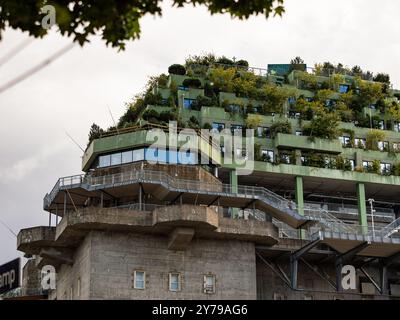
left=0, top=0, right=285, bottom=50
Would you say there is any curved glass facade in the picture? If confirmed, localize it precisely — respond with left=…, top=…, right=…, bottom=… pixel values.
left=94, top=147, right=198, bottom=169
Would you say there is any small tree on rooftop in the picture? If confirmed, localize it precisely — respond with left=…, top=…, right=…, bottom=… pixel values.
left=290, top=57, right=304, bottom=64
left=270, top=121, right=292, bottom=138
left=168, top=64, right=186, bottom=75
left=246, top=115, right=263, bottom=129
left=303, top=112, right=341, bottom=141
left=88, top=123, right=104, bottom=144
left=387, top=101, right=400, bottom=122
left=366, top=129, right=386, bottom=151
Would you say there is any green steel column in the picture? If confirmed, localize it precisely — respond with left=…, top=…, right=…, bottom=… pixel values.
left=295, top=176, right=305, bottom=239
left=230, top=170, right=239, bottom=218
left=295, top=176, right=304, bottom=216
left=357, top=183, right=368, bottom=233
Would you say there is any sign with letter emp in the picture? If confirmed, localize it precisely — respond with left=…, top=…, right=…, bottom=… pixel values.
left=0, top=258, right=20, bottom=294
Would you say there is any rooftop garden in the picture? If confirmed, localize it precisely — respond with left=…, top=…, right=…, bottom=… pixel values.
left=87, top=54, right=400, bottom=169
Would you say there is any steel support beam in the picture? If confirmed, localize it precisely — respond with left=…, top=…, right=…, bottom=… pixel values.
left=290, top=237, right=321, bottom=289
left=379, top=250, right=400, bottom=295
left=242, top=199, right=257, bottom=210
left=335, top=241, right=369, bottom=292
left=256, top=252, right=291, bottom=289
left=208, top=196, right=220, bottom=207
left=300, top=258, right=337, bottom=290
left=360, top=267, right=381, bottom=294
left=170, top=192, right=183, bottom=205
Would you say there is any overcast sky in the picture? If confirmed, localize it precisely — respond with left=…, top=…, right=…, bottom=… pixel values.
left=0, top=0, right=400, bottom=265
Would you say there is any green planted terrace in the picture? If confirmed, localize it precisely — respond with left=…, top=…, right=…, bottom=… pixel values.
left=86, top=54, right=400, bottom=177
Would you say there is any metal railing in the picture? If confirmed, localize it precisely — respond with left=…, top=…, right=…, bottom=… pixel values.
left=44, top=169, right=299, bottom=217
left=44, top=169, right=400, bottom=239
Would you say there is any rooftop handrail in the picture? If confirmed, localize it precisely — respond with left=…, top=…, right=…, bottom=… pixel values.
left=90, top=122, right=220, bottom=150
left=45, top=169, right=400, bottom=239
left=46, top=168, right=298, bottom=215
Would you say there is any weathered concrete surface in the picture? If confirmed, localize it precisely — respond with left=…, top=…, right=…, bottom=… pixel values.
left=153, top=205, right=219, bottom=230
left=88, top=231, right=257, bottom=300
left=17, top=226, right=57, bottom=255
left=168, top=228, right=195, bottom=250
left=18, top=205, right=279, bottom=256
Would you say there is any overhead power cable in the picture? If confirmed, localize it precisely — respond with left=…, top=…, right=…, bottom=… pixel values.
left=0, top=218, right=17, bottom=238
left=0, top=42, right=75, bottom=95
left=0, top=38, right=34, bottom=68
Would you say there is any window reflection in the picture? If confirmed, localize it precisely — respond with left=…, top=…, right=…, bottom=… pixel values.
left=95, top=148, right=197, bottom=168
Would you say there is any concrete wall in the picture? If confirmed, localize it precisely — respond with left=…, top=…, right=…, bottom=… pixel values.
left=56, top=234, right=92, bottom=300
left=87, top=231, right=256, bottom=300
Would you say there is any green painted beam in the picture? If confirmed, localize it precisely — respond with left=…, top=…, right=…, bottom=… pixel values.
left=357, top=183, right=368, bottom=233
left=295, top=176, right=304, bottom=216
left=230, top=170, right=239, bottom=219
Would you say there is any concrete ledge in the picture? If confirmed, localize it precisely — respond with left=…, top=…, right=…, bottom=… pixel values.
left=152, top=205, right=219, bottom=230
left=18, top=205, right=280, bottom=258
left=17, top=226, right=57, bottom=255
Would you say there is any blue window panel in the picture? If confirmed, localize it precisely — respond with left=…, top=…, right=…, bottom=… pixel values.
left=339, top=84, right=349, bottom=94
left=288, top=97, right=296, bottom=104
left=168, top=150, right=179, bottom=164
left=183, top=98, right=195, bottom=109
left=132, top=149, right=145, bottom=162
left=212, top=122, right=225, bottom=131
left=305, top=97, right=314, bottom=102
left=111, top=153, right=122, bottom=166
left=99, top=155, right=111, bottom=168
left=121, top=150, right=133, bottom=164
left=229, top=105, right=240, bottom=112
left=145, top=148, right=167, bottom=163
left=177, top=151, right=197, bottom=164
left=231, top=124, right=243, bottom=134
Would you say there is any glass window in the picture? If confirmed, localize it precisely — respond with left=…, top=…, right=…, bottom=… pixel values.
left=231, top=124, right=243, bottom=134
left=378, top=141, right=389, bottom=151
left=355, top=138, right=366, bottom=149
left=349, top=159, right=355, bottom=171
left=183, top=98, right=195, bottom=109
left=363, top=161, right=372, bottom=171
left=261, top=150, right=274, bottom=162
left=393, top=143, right=400, bottom=151
left=99, top=154, right=111, bottom=168
left=280, top=153, right=290, bottom=164
left=339, top=136, right=351, bottom=147
left=339, top=84, right=349, bottom=94
left=178, top=151, right=198, bottom=165
left=212, top=122, right=225, bottom=132
left=169, top=273, right=181, bottom=292
left=145, top=148, right=167, bottom=163
left=394, top=122, right=400, bottom=132
left=296, top=130, right=302, bottom=136
left=132, top=149, right=145, bottom=162
left=381, top=163, right=391, bottom=175
left=111, top=153, right=122, bottom=166
left=134, top=271, right=145, bottom=289
left=203, top=275, right=216, bottom=294
left=257, top=126, right=270, bottom=138
left=228, top=104, right=240, bottom=113
left=121, top=150, right=133, bottom=164
left=378, top=120, right=385, bottom=130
